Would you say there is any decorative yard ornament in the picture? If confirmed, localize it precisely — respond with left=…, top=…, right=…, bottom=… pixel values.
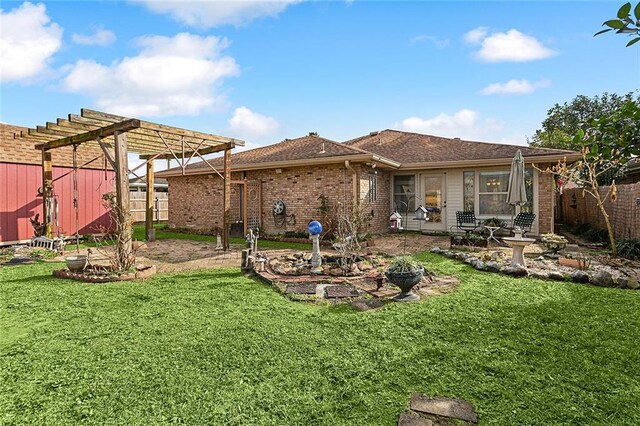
left=307, top=220, right=323, bottom=272
left=389, top=211, right=403, bottom=231
left=414, top=205, right=428, bottom=221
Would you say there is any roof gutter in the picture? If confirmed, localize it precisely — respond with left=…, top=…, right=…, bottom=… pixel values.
left=397, top=153, right=582, bottom=171
left=156, top=153, right=399, bottom=178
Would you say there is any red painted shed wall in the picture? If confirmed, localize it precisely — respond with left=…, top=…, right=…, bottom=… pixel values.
left=0, top=163, right=114, bottom=243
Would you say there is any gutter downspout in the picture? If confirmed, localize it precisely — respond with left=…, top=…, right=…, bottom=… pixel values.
left=345, top=160, right=358, bottom=207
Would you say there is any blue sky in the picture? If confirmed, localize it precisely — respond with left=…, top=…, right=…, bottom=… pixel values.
left=1, top=0, right=639, bottom=158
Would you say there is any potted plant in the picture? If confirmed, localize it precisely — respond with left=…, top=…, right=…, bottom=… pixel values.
left=483, top=217, right=506, bottom=228
left=385, top=256, right=424, bottom=302
left=541, top=233, right=568, bottom=254
left=65, top=254, right=87, bottom=272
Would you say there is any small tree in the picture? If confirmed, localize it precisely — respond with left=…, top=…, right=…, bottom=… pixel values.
left=595, top=2, right=640, bottom=46
left=333, top=201, right=371, bottom=275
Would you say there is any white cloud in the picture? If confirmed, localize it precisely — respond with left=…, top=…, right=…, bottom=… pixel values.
left=72, top=28, right=116, bottom=46
left=465, top=28, right=557, bottom=62
left=62, top=33, right=239, bottom=117
left=229, top=106, right=280, bottom=138
left=0, top=2, right=63, bottom=82
left=410, top=35, right=450, bottom=48
left=480, top=78, right=550, bottom=95
left=395, top=109, right=502, bottom=140
left=134, top=0, right=301, bottom=28
left=463, top=27, right=488, bottom=44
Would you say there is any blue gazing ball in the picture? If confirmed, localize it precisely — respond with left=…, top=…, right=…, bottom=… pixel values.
left=307, top=220, right=323, bottom=236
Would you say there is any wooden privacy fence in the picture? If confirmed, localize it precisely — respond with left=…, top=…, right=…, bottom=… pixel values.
left=560, top=182, right=640, bottom=240
left=130, top=192, right=168, bottom=223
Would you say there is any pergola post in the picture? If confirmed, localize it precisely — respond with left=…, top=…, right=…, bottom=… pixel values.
left=114, top=131, right=132, bottom=263
left=41, top=150, right=53, bottom=238
left=145, top=160, right=155, bottom=241
left=222, top=147, right=232, bottom=250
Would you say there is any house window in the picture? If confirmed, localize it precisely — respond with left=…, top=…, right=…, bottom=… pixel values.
left=463, top=171, right=474, bottom=212
left=368, top=173, right=377, bottom=203
left=479, top=170, right=512, bottom=216
left=393, top=175, right=415, bottom=213
left=476, top=168, right=535, bottom=216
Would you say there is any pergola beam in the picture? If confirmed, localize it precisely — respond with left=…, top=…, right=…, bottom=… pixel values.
left=138, top=142, right=235, bottom=159
left=81, top=108, right=236, bottom=145
left=36, top=119, right=141, bottom=151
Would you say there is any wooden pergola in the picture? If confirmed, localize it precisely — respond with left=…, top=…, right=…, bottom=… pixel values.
left=21, top=108, right=243, bottom=252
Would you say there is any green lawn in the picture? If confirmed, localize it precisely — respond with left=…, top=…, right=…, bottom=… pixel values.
left=1, top=254, right=639, bottom=425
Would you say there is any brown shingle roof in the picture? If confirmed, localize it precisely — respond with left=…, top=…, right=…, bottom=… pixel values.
left=159, top=135, right=377, bottom=175
left=344, top=129, right=578, bottom=165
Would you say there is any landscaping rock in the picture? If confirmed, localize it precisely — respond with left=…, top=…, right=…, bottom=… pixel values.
left=529, top=271, right=548, bottom=280
left=570, top=270, right=590, bottom=283
left=397, top=412, right=433, bottom=426
left=485, top=261, right=501, bottom=273
left=591, top=270, right=615, bottom=288
left=463, top=256, right=479, bottom=265
left=430, top=247, right=442, bottom=253
left=548, top=272, right=565, bottom=281
left=472, top=260, right=485, bottom=270
left=490, top=251, right=505, bottom=260
left=410, top=394, right=478, bottom=423
left=502, top=266, right=528, bottom=277
left=627, top=276, right=640, bottom=290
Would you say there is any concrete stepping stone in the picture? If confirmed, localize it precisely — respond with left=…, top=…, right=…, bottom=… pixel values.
left=324, top=285, right=359, bottom=298
left=351, top=299, right=385, bottom=311
left=284, top=283, right=317, bottom=294
left=410, top=394, right=477, bottom=423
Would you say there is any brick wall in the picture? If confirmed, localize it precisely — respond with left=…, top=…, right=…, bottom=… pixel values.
left=1, top=123, right=110, bottom=170
left=357, top=165, right=391, bottom=234
left=561, top=182, right=640, bottom=240
left=167, top=163, right=366, bottom=236
left=537, top=166, right=554, bottom=234
left=248, top=164, right=354, bottom=235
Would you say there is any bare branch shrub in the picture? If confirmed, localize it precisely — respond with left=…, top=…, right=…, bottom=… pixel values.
left=333, top=201, right=372, bottom=275
left=91, top=192, right=137, bottom=272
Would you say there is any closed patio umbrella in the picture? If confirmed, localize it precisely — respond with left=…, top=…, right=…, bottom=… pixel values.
left=507, top=149, right=527, bottom=224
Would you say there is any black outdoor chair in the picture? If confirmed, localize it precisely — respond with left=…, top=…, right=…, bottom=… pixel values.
left=509, top=212, right=536, bottom=235
left=451, top=211, right=483, bottom=235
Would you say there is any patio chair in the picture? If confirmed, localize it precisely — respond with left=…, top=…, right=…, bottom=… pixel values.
left=450, top=211, right=483, bottom=235
left=509, top=212, right=536, bottom=236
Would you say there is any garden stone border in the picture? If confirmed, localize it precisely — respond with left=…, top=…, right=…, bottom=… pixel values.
left=52, top=265, right=157, bottom=283
left=430, top=247, right=639, bottom=289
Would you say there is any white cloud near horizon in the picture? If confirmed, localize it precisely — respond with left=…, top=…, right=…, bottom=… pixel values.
left=395, top=109, right=502, bottom=140
left=62, top=33, right=239, bottom=117
left=410, top=34, right=450, bottom=48
left=0, top=2, right=63, bottom=83
left=480, top=78, right=550, bottom=95
left=134, top=0, right=302, bottom=28
left=229, top=106, right=280, bottom=138
left=464, top=27, right=557, bottom=62
left=72, top=28, right=116, bottom=46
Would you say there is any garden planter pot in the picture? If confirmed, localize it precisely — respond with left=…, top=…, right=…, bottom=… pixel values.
left=65, top=255, right=87, bottom=272
left=385, top=267, right=424, bottom=302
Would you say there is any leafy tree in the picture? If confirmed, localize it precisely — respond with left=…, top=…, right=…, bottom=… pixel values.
left=595, top=2, right=640, bottom=46
left=537, top=100, right=640, bottom=256
left=528, top=92, right=639, bottom=151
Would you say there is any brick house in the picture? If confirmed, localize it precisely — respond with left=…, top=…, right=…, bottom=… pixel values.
left=157, top=130, right=579, bottom=237
left=0, top=123, right=114, bottom=245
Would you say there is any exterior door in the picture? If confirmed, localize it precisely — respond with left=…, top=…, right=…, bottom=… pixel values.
left=422, top=174, right=446, bottom=231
